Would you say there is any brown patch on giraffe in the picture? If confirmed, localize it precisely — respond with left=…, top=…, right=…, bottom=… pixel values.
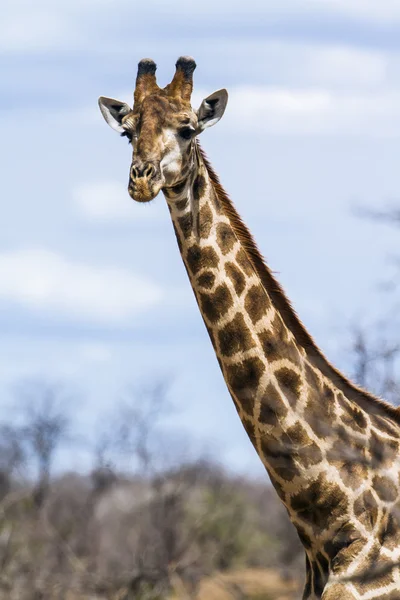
left=337, top=393, right=367, bottom=432
left=370, top=414, right=400, bottom=438
left=258, top=330, right=282, bottom=362
left=268, top=475, right=285, bottom=500
left=322, top=383, right=335, bottom=404
left=261, top=424, right=321, bottom=480
left=236, top=247, right=254, bottom=277
left=258, top=330, right=279, bottom=362
left=370, top=431, right=399, bottom=469
left=217, top=313, right=256, bottom=357
left=296, top=525, right=312, bottom=549
left=332, top=424, right=351, bottom=445
left=186, top=245, right=219, bottom=276
left=380, top=508, right=400, bottom=550
left=196, top=271, right=215, bottom=290
left=175, top=198, right=188, bottom=211
left=373, top=475, right=398, bottom=503
left=352, top=543, right=394, bottom=595
left=304, top=362, right=322, bottom=392
left=354, top=490, right=379, bottom=530
left=258, top=329, right=301, bottom=365
left=260, top=435, right=301, bottom=481
left=178, top=164, right=190, bottom=181
left=225, top=356, right=265, bottom=416
left=198, top=202, right=213, bottom=239
left=304, top=410, right=329, bottom=439
left=287, top=341, right=301, bottom=363
left=303, top=556, right=312, bottom=599
left=332, top=538, right=367, bottom=574
left=378, top=508, right=391, bottom=545
left=225, top=262, right=246, bottom=296
left=198, top=283, right=233, bottom=325
left=274, top=367, right=302, bottom=408
left=290, top=474, right=349, bottom=531
left=244, top=284, right=269, bottom=324
left=324, top=522, right=361, bottom=566
left=261, top=423, right=322, bottom=473
left=313, top=560, right=327, bottom=597
left=271, top=311, right=288, bottom=343
left=165, top=180, right=188, bottom=199
left=193, top=173, right=206, bottom=201
left=286, top=422, right=323, bottom=467
left=304, top=384, right=337, bottom=439
left=316, top=552, right=329, bottom=577
left=177, top=212, right=193, bottom=239
left=259, top=383, right=288, bottom=426
left=339, top=461, right=369, bottom=490
left=242, top=417, right=258, bottom=448
left=216, top=222, right=237, bottom=255
left=327, top=434, right=369, bottom=489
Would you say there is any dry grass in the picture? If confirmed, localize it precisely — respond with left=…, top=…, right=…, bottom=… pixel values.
left=173, top=568, right=301, bottom=600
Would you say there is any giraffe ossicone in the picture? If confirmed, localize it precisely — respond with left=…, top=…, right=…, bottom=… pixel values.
left=99, top=57, right=400, bottom=599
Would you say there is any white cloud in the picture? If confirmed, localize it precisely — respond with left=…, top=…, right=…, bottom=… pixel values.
left=2, top=0, right=400, bottom=55
left=79, top=342, right=112, bottom=363
left=287, top=45, right=387, bottom=89
left=72, top=181, right=164, bottom=224
left=217, top=87, right=400, bottom=137
left=129, top=0, right=400, bottom=25
left=0, top=249, right=162, bottom=323
left=187, top=42, right=390, bottom=92
left=306, top=0, right=400, bottom=24
left=73, top=181, right=132, bottom=220
left=0, top=10, right=78, bottom=53
left=73, top=180, right=165, bottom=222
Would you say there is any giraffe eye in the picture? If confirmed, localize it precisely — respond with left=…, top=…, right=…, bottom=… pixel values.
left=178, top=126, right=196, bottom=140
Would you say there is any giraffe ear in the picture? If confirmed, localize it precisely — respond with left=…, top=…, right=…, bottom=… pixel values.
left=197, top=89, right=228, bottom=132
left=98, top=97, right=132, bottom=133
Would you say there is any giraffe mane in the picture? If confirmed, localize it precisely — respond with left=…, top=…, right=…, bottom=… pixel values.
left=198, top=143, right=400, bottom=424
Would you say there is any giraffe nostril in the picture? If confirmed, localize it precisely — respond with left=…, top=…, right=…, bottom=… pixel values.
left=131, top=162, right=157, bottom=180
left=144, top=164, right=155, bottom=179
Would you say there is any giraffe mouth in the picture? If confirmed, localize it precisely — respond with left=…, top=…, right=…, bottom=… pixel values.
left=128, top=179, right=163, bottom=203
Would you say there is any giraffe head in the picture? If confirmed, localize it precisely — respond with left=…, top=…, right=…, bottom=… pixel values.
left=98, top=57, right=228, bottom=203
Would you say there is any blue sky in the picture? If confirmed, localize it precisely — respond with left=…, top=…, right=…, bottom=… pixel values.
left=2, top=0, right=400, bottom=476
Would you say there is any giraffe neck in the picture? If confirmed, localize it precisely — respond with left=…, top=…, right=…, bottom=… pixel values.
left=164, top=142, right=324, bottom=486
left=163, top=143, right=400, bottom=599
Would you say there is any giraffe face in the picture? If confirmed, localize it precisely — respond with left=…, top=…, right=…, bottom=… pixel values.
left=123, top=94, right=198, bottom=203
left=98, top=57, right=228, bottom=203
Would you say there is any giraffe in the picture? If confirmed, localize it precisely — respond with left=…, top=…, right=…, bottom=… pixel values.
left=98, top=57, right=400, bottom=599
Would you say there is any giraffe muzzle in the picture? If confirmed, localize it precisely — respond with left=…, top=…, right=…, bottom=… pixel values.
left=128, top=161, right=163, bottom=202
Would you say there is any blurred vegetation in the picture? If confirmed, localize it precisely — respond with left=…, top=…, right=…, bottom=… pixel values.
left=0, top=379, right=302, bottom=600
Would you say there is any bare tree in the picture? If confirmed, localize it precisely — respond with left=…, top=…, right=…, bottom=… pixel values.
left=0, top=424, right=25, bottom=498
left=349, top=323, right=400, bottom=404
left=350, top=204, right=400, bottom=404
left=13, top=379, right=72, bottom=506
left=94, top=379, right=177, bottom=477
